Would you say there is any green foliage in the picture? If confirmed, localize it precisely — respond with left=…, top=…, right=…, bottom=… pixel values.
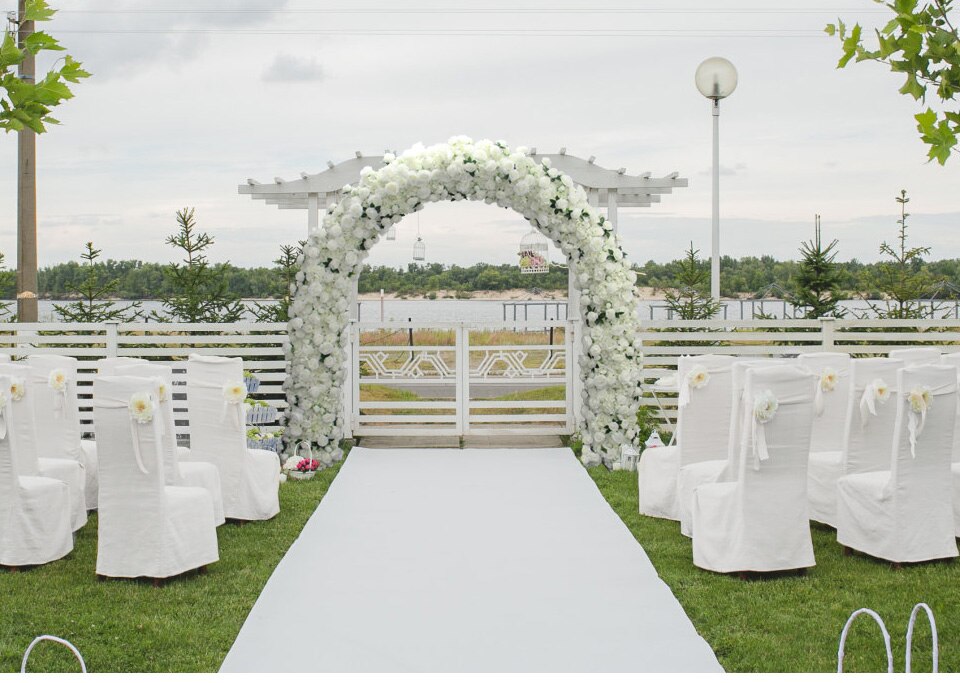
left=0, top=0, right=90, bottom=134
left=827, top=0, right=960, bottom=164
left=789, top=215, right=844, bottom=319
left=863, top=190, right=940, bottom=318
left=250, top=243, right=303, bottom=323
left=157, top=208, right=245, bottom=323
left=0, top=252, right=15, bottom=321
left=52, top=242, right=142, bottom=322
left=661, top=243, right=721, bottom=320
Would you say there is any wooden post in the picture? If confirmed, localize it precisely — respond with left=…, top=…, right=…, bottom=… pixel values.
left=307, top=193, right=319, bottom=236
left=16, top=0, right=38, bottom=323
left=105, top=322, right=119, bottom=357
left=820, top=316, right=836, bottom=351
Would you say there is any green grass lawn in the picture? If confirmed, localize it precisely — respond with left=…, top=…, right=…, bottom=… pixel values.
left=0, top=464, right=341, bottom=673
left=589, top=466, right=953, bottom=673
left=3, top=454, right=953, bottom=673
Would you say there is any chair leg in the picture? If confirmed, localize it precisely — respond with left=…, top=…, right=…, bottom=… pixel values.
left=891, top=562, right=903, bottom=571
left=152, top=577, right=164, bottom=588
left=842, top=546, right=852, bottom=557
left=797, top=568, right=807, bottom=577
left=737, top=571, right=751, bottom=581
left=198, top=565, right=208, bottom=576
left=7, top=566, right=18, bottom=574
left=96, top=574, right=106, bottom=582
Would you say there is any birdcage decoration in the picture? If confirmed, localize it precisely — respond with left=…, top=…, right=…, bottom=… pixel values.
left=412, top=236, right=426, bottom=261
left=518, top=230, right=549, bottom=274
left=385, top=225, right=397, bottom=241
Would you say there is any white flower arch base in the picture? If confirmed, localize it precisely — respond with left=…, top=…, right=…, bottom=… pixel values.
left=285, top=137, right=643, bottom=467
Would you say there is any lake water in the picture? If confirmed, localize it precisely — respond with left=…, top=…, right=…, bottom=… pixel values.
left=25, top=297, right=960, bottom=324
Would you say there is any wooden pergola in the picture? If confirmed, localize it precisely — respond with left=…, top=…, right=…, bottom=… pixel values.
left=239, top=149, right=687, bottom=234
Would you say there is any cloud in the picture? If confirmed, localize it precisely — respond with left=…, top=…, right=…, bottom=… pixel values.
left=262, top=54, right=325, bottom=83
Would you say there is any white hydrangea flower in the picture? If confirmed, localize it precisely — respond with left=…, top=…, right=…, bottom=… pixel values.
left=907, top=386, right=932, bottom=414
left=819, top=367, right=838, bottom=393
left=754, top=390, right=779, bottom=424
left=686, top=365, right=710, bottom=390
left=48, top=368, right=68, bottom=393
left=129, top=392, right=154, bottom=424
left=223, top=381, right=247, bottom=405
left=872, top=378, right=891, bottom=404
left=10, top=379, right=25, bottom=401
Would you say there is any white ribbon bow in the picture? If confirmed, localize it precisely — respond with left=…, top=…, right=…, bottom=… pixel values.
left=814, top=367, right=845, bottom=416
left=93, top=395, right=163, bottom=476
left=859, top=379, right=892, bottom=428
left=905, top=382, right=954, bottom=459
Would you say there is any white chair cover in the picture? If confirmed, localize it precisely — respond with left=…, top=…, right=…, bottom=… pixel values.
left=939, top=352, right=960, bottom=464
left=836, top=365, right=959, bottom=563
left=97, top=357, right=149, bottom=375
left=25, top=355, right=99, bottom=510
left=637, top=354, right=735, bottom=520
left=889, top=348, right=941, bottom=367
left=797, top=352, right=852, bottom=453
left=0, top=362, right=86, bottom=532
left=115, top=362, right=225, bottom=526
left=691, top=365, right=817, bottom=573
left=93, top=375, right=219, bottom=578
left=187, top=355, right=280, bottom=521
left=677, top=358, right=786, bottom=536
left=0, top=374, right=74, bottom=566
left=807, top=358, right=903, bottom=527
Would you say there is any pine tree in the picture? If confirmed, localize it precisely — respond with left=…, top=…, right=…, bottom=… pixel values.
left=864, top=190, right=938, bottom=319
left=251, top=242, right=303, bottom=323
left=52, top=242, right=141, bottom=322
left=788, top=215, right=843, bottom=319
left=157, top=208, right=245, bottom=322
left=662, top=243, right=721, bottom=320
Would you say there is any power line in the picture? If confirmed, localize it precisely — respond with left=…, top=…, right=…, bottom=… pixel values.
left=37, top=7, right=888, bottom=14
left=48, top=28, right=829, bottom=37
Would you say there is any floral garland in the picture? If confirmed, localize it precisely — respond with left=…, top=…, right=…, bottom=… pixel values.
left=286, top=137, right=644, bottom=467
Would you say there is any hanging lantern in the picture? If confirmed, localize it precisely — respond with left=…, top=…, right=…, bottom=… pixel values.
left=412, top=236, right=426, bottom=261
left=518, top=229, right=549, bottom=274
left=385, top=225, right=397, bottom=241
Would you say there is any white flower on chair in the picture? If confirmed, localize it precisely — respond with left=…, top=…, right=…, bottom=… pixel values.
left=48, top=368, right=68, bottom=393
left=10, top=379, right=25, bottom=401
left=753, top=390, right=779, bottom=424
left=872, top=378, right=891, bottom=405
left=686, top=365, right=710, bottom=390
left=157, top=383, right=168, bottom=402
left=819, top=367, right=838, bottom=393
left=128, top=392, right=154, bottom=424
left=223, top=381, right=247, bottom=405
left=907, top=386, right=932, bottom=414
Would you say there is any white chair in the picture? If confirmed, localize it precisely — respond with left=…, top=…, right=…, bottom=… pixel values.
left=889, top=348, right=941, bottom=367
left=836, top=365, right=959, bottom=564
left=691, top=365, right=817, bottom=574
left=97, top=357, right=150, bottom=375
left=187, top=355, right=280, bottom=521
left=115, top=362, right=225, bottom=526
left=796, top=352, right=852, bottom=453
left=807, top=358, right=903, bottom=527
left=0, top=374, right=74, bottom=567
left=637, top=354, right=735, bottom=520
left=677, top=358, right=786, bottom=537
left=0, top=362, right=87, bottom=532
left=25, top=355, right=98, bottom=510
left=93, top=375, right=219, bottom=579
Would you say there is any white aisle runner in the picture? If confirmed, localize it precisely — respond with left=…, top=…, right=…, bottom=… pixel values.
left=220, top=447, right=721, bottom=672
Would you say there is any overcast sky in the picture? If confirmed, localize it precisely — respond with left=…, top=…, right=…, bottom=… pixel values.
left=0, top=0, right=958, bottom=270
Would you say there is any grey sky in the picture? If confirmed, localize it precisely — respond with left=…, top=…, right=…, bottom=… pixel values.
left=0, top=0, right=958, bottom=270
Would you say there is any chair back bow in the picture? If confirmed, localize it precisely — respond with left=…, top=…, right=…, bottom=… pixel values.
left=742, top=386, right=809, bottom=470
left=814, top=366, right=846, bottom=416
left=677, top=363, right=729, bottom=408
left=859, top=378, right=893, bottom=428
left=905, top=381, right=954, bottom=459
left=93, top=393, right=162, bottom=476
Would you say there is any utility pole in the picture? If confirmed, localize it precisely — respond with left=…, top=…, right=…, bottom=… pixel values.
left=16, top=0, right=38, bottom=322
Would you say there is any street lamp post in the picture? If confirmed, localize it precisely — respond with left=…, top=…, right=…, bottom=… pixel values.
left=695, top=57, right=738, bottom=305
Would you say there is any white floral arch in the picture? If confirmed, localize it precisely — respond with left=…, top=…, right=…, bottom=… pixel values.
left=285, top=137, right=643, bottom=467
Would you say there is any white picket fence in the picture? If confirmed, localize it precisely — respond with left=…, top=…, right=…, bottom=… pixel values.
left=3, top=317, right=959, bottom=441
left=640, top=317, right=960, bottom=431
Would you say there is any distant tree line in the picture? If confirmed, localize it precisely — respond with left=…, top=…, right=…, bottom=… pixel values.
left=3, top=254, right=960, bottom=302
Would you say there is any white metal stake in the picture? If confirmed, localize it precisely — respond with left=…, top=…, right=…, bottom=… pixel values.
left=711, top=98, right=721, bottom=304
